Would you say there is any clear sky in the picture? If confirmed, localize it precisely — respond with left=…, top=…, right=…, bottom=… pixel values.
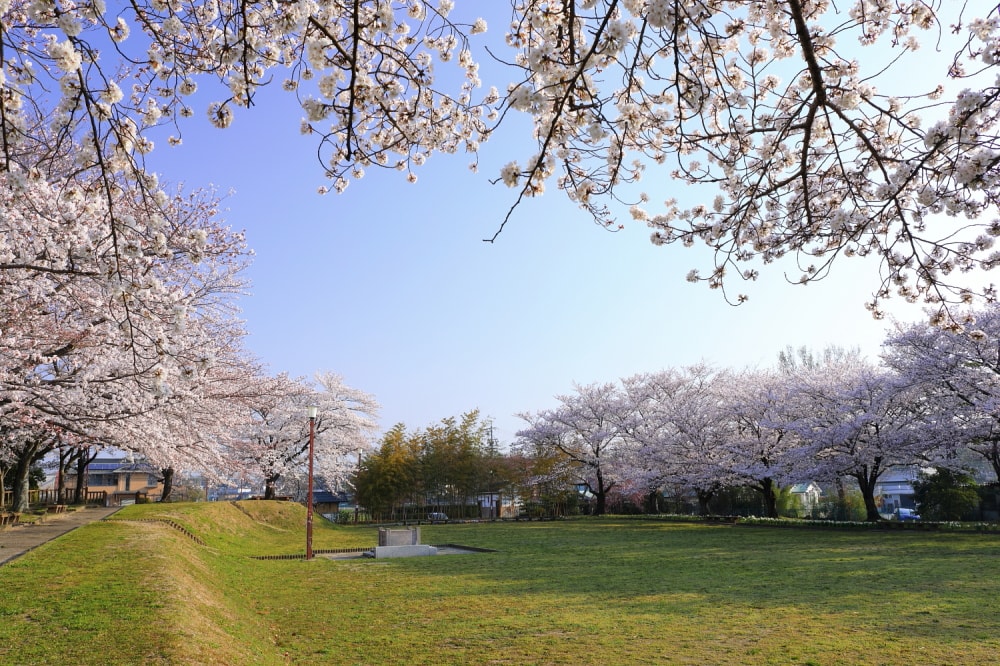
left=143, top=14, right=941, bottom=446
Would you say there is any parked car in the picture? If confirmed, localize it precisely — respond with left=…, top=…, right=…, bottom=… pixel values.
left=896, top=508, right=921, bottom=521
left=427, top=512, right=448, bottom=523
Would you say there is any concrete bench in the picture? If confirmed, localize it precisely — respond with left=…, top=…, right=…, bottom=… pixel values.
left=45, top=504, right=67, bottom=514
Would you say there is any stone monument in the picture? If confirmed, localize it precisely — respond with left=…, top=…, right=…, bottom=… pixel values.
left=371, top=527, right=438, bottom=559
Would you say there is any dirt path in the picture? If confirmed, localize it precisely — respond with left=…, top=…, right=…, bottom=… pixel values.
left=0, top=505, right=121, bottom=566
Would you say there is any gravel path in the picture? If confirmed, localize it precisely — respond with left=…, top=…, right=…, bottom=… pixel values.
left=0, top=505, right=121, bottom=566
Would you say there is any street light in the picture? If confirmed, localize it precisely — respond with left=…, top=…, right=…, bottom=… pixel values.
left=354, top=448, right=362, bottom=525
left=306, top=405, right=318, bottom=560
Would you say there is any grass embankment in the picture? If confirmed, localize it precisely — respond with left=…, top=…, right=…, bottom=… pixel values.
left=2, top=504, right=1000, bottom=665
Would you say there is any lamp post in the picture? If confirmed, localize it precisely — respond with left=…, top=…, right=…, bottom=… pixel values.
left=354, top=448, right=362, bottom=525
left=306, top=405, right=318, bottom=560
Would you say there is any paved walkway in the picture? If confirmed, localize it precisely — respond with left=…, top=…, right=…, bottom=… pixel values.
left=0, top=505, right=121, bottom=566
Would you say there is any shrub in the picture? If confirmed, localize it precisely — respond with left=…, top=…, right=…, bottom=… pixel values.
left=914, top=468, right=980, bottom=521
left=810, top=491, right=867, bottom=522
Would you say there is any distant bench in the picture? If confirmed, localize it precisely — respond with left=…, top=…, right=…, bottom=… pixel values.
left=45, top=505, right=67, bottom=514
left=0, top=512, right=21, bottom=527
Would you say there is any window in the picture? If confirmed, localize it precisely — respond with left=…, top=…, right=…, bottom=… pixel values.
left=87, top=473, right=116, bottom=487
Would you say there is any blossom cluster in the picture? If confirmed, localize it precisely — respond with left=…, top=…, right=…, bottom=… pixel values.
left=0, top=1, right=491, bottom=201
left=0, top=167, right=253, bottom=477
left=499, top=0, right=1000, bottom=315
left=225, top=372, right=380, bottom=494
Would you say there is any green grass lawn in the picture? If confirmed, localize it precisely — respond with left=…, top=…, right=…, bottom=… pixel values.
left=2, top=502, right=999, bottom=665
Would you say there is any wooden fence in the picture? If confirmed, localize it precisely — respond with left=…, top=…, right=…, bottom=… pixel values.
left=1, top=489, right=107, bottom=508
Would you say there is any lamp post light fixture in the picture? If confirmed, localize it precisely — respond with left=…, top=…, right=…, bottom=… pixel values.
left=306, top=405, right=319, bottom=560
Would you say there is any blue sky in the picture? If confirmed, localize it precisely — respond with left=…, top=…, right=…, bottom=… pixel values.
left=149, top=97, right=905, bottom=445
left=143, top=20, right=930, bottom=446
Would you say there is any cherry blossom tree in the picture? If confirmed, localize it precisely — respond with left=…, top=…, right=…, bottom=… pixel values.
left=0, top=5, right=494, bottom=411
left=103, top=350, right=274, bottom=501
left=0, top=427, right=58, bottom=512
left=622, top=366, right=734, bottom=515
left=517, top=381, right=637, bottom=515
left=719, top=368, right=805, bottom=518
left=508, top=423, right=584, bottom=515
left=885, top=304, right=1000, bottom=482
left=0, top=176, right=249, bottom=403
left=497, top=1, right=1000, bottom=314
left=787, top=359, right=929, bottom=521
left=230, top=372, right=379, bottom=499
left=0, top=173, right=252, bottom=510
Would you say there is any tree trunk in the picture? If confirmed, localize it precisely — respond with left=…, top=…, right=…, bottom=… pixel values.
left=697, top=489, right=714, bottom=516
left=758, top=478, right=779, bottom=518
left=264, top=474, right=279, bottom=500
left=57, top=448, right=70, bottom=503
left=73, top=452, right=87, bottom=504
left=860, top=489, right=881, bottom=522
left=645, top=490, right=660, bottom=514
left=73, top=451, right=83, bottom=504
left=594, top=488, right=607, bottom=515
left=71, top=448, right=98, bottom=505
left=986, top=439, right=1000, bottom=484
left=833, top=476, right=848, bottom=520
left=159, top=467, right=174, bottom=502
left=591, top=468, right=615, bottom=516
left=10, top=442, right=40, bottom=513
left=854, top=462, right=883, bottom=522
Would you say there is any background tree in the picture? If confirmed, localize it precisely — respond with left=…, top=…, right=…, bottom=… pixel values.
left=481, top=433, right=520, bottom=518
left=353, top=411, right=497, bottom=520
left=419, top=411, right=491, bottom=516
left=52, top=443, right=102, bottom=505
left=233, top=372, right=379, bottom=500
left=625, top=367, right=734, bottom=515
left=913, top=468, right=981, bottom=522
left=0, top=431, right=51, bottom=513
left=778, top=346, right=862, bottom=375
left=1, top=427, right=56, bottom=512
left=518, top=382, right=635, bottom=515
left=720, top=369, right=804, bottom=518
left=508, top=429, right=580, bottom=517
left=353, top=423, right=421, bottom=521
left=885, top=306, right=1000, bottom=483
left=789, top=361, right=928, bottom=521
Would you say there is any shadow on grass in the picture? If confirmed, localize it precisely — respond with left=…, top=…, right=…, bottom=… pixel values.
left=403, top=521, right=1000, bottom=646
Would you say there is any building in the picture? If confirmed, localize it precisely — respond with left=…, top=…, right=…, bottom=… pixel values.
left=789, top=482, right=823, bottom=516
left=313, top=490, right=351, bottom=516
left=873, top=469, right=920, bottom=516
left=66, top=457, right=165, bottom=506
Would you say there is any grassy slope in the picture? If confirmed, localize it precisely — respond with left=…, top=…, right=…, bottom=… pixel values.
left=2, top=504, right=1000, bottom=665
left=0, top=502, right=289, bottom=664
